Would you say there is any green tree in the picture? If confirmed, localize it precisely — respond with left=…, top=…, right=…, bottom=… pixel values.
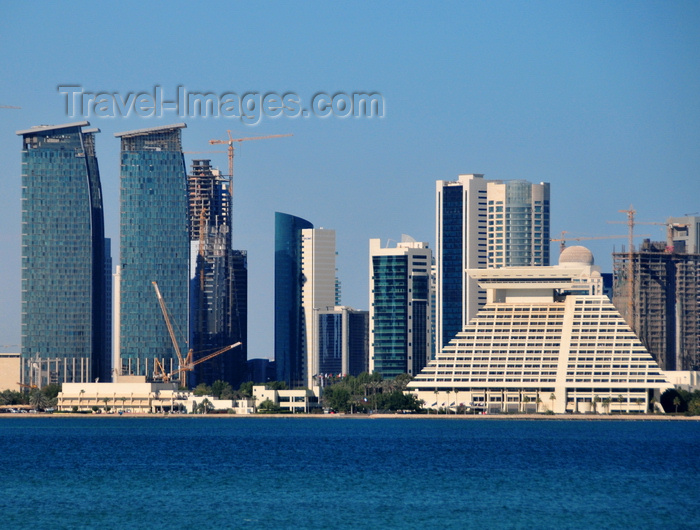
left=193, top=383, right=212, bottom=396
left=211, top=380, right=233, bottom=400
left=549, top=393, right=556, bottom=413
left=257, top=399, right=282, bottom=413
left=29, top=389, right=49, bottom=411
left=673, top=396, right=681, bottom=414
left=196, top=398, right=213, bottom=414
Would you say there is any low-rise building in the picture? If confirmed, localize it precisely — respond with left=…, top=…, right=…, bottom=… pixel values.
left=253, top=385, right=320, bottom=413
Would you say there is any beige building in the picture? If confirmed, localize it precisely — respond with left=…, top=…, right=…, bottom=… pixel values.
left=0, top=353, right=20, bottom=391
left=253, top=385, right=320, bottom=413
left=57, top=376, right=185, bottom=413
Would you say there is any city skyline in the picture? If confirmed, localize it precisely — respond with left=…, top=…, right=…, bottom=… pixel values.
left=2, top=2, right=700, bottom=360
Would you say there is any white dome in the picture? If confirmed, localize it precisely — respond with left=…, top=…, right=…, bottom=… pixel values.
left=559, top=245, right=594, bottom=266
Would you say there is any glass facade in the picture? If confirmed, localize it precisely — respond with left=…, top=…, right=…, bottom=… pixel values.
left=275, top=212, right=313, bottom=387
left=18, top=122, right=107, bottom=384
left=440, top=185, right=464, bottom=349
left=117, top=124, right=189, bottom=379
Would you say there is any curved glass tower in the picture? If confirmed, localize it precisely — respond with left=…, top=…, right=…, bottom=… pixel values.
left=275, top=212, right=313, bottom=387
left=17, top=121, right=106, bottom=384
left=115, top=124, right=189, bottom=379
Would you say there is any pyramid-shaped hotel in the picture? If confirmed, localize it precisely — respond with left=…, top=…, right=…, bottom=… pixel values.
left=408, top=246, right=672, bottom=413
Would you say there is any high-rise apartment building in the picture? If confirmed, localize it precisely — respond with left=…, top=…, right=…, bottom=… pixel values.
left=275, top=212, right=313, bottom=387
left=435, top=174, right=550, bottom=349
left=369, top=237, right=432, bottom=379
left=17, top=121, right=108, bottom=385
left=188, top=159, right=247, bottom=388
left=115, top=124, right=189, bottom=380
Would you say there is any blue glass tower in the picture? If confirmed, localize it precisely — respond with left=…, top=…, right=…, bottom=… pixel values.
left=275, top=212, right=313, bottom=387
left=17, top=121, right=107, bottom=385
left=116, top=124, right=189, bottom=379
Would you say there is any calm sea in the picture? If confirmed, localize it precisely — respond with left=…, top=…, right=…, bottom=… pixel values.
left=1, top=417, right=698, bottom=529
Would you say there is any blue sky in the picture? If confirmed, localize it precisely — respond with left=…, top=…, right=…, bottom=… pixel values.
left=1, top=1, right=699, bottom=358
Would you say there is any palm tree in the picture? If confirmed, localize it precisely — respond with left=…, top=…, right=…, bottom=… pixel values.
left=433, top=389, right=439, bottom=415
left=196, top=398, right=213, bottom=414
left=673, top=396, right=681, bottom=414
left=593, top=395, right=601, bottom=414
left=549, top=393, right=556, bottom=413
left=649, top=397, right=656, bottom=414
left=102, top=397, right=110, bottom=413
left=446, top=389, right=451, bottom=414
left=79, top=389, right=85, bottom=411
left=536, top=395, right=542, bottom=413
left=602, top=398, right=611, bottom=414
left=617, top=394, right=625, bottom=413
left=29, top=389, right=49, bottom=411
left=522, top=395, right=530, bottom=414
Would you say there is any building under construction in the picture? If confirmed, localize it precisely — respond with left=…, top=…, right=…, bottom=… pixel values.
left=188, top=159, right=247, bottom=388
left=612, top=217, right=700, bottom=371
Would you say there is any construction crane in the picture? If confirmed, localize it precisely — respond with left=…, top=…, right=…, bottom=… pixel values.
left=17, top=382, right=38, bottom=390
left=551, top=231, right=649, bottom=254
left=0, top=105, right=21, bottom=109
left=208, top=130, right=292, bottom=199
left=152, top=281, right=192, bottom=385
left=158, top=342, right=242, bottom=383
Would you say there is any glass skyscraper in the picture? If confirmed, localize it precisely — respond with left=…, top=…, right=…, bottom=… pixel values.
left=115, top=123, right=189, bottom=379
left=369, top=238, right=432, bottom=379
left=275, top=212, right=313, bottom=387
left=17, top=121, right=107, bottom=385
left=435, top=175, right=550, bottom=350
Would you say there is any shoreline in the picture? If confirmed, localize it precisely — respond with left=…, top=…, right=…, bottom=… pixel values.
left=2, top=412, right=699, bottom=421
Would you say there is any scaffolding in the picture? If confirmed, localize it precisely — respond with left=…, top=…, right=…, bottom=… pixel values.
left=613, top=240, right=700, bottom=371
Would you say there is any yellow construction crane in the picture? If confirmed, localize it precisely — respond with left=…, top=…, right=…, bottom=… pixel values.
left=208, top=130, right=292, bottom=198
left=159, top=342, right=242, bottom=383
left=551, top=231, right=649, bottom=254
left=152, top=281, right=192, bottom=385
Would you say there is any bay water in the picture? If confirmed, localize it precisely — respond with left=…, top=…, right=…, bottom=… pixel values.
left=1, top=417, right=698, bottom=529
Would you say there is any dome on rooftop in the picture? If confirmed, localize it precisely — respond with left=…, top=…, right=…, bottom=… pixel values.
left=559, top=245, right=594, bottom=267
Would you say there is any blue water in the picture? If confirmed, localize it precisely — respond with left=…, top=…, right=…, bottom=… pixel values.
left=1, top=418, right=698, bottom=529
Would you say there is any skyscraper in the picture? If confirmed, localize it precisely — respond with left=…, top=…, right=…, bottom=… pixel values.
left=369, top=237, right=432, bottom=379
left=300, top=228, right=337, bottom=388
left=275, top=212, right=313, bottom=387
left=115, top=123, right=189, bottom=380
left=435, top=175, right=550, bottom=349
left=17, top=121, right=108, bottom=385
left=188, top=159, right=247, bottom=387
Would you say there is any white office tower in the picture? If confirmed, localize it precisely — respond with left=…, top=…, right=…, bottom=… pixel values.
left=435, top=175, right=550, bottom=351
left=301, top=228, right=337, bottom=388
left=408, top=246, right=672, bottom=414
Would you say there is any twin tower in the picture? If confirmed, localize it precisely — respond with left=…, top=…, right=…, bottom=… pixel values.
left=18, top=122, right=246, bottom=388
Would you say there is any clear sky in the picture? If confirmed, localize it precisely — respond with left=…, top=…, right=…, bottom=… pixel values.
left=1, top=1, right=699, bottom=358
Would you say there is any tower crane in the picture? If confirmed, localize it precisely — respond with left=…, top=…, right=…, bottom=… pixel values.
left=159, top=342, right=242, bottom=383
left=152, top=281, right=192, bottom=385
left=551, top=231, right=650, bottom=254
left=208, top=130, right=292, bottom=200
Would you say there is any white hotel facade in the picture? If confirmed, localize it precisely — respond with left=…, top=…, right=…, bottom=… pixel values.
left=408, top=247, right=672, bottom=413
